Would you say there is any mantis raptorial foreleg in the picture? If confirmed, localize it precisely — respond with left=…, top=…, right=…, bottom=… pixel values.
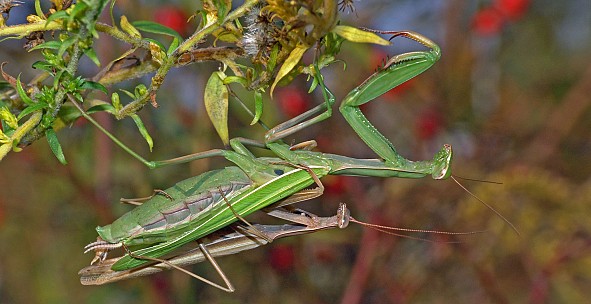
left=264, top=31, right=450, bottom=176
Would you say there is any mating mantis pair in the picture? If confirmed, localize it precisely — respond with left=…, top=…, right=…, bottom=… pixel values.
left=80, top=203, right=467, bottom=287
left=78, top=30, right=515, bottom=290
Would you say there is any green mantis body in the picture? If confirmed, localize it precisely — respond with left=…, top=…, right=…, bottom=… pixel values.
left=83, top=31, right=462, bottom=273
left=86, top=137, right=451, bottom=271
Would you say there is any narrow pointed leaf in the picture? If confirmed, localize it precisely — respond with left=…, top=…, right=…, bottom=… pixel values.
left=45, top=10, right=68, bottom=25
left=81, top=80, right=108, bottom=94
left=132, top=21, right=183, bottom=40
left=332, top=25, right=391, bottom=46
left=46, top=128, right=67, bottom=164
left=270, top=44, right=308, bottom=96
left=250, top=90, right=263, bottom=125
left=29, top=41, right=61, bottom=51
left=167, top=37, right=180, bottom=56
left=58, top=37, right=77, bottom=57
left=87, top=104, right=116, bottom=114
left=16, top=75, right=34, bottom=105
left=34, top=0, right=45, bottom=19
left=84, top=48, right=101, bottom=67
left=131, top=114, right=154, bottom=152
left=17, top=103, right=47, bottom=120
left=204, top=71, right=229, bottom=145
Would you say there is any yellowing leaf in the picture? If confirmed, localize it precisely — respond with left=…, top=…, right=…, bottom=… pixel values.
left=332, top=25, right=391, bottom=46
left=270, top=44, right=309, bottom=96
left=204, top=71, right=229, bottom=145
left=120, top=15, right=142, bottom=39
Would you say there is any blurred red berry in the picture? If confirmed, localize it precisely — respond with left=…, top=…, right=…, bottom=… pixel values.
left=276, top=87, right=310, bottom=118
left=268, top=244, right=295, bottom=273
left=154, top=6, right=189, bottom=36
left=495, top=0, right=530, bottom=20
left=324, top=175, right=354, bottom=197
left=472, top=7, right=504, bottom=36
left=73, top=116, right=88, bottom=127
left=415, top=109, right=442, bottom=141
left=312, top=245, right=338, bottom=263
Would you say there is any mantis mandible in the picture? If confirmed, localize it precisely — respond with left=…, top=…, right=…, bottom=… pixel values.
left=78, top=29, right=516, bottom=285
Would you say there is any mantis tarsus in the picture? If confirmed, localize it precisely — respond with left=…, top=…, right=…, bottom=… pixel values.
left=77, top=30, right=517, bottom=289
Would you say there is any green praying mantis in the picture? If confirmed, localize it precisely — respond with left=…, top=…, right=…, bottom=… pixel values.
left=77, top=30, right=517, bottom=290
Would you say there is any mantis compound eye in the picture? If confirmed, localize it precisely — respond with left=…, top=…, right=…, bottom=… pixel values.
left=336, top=203, right=351, bottom=229
left=273, top=169, right=284, bottom=175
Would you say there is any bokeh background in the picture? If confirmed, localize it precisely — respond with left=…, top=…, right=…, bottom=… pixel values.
left=1, top=0, right=591, bottom=303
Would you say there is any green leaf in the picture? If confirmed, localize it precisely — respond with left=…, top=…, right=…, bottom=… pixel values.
left=109, top=0, right=116, bottom=26
left=53, top=70, right=65, bottom=90
left=29, top=40, right=61, bottom=51
left=68, top=2, right=88, bottom=25
left=270, top=44, right=309, bottom=96
left=17, top=103, right=47, bottom=120
left=134, top=84, right=148, bottom=98
left=131, top=114, right=154, bottom=152
left=132, top=20, right=183, bottom=40
left=84, top=48, right=101, bottom=67
left=119, top=89, right=135, bottom=99
left=87, top=104, right=116, bottom=114
left=323, top=32, right=345, bottom=56
left=16, top=75, right=35, bottom=106
left=111, top=92, right=122, bottom=111
left=57, top=37, right=77, bottom=57
left=167, top=37, right=180, bottom=56
left=45, top=128, right=67, bottom=165
left=267, top=44, right=280, bottom=72
left=308, top=76, right=318, bottom=93
left=214, top=0, right=232, bottom=21
left=222, top=75, right=247, bottom=87
left=81, top=80, right=107, bottom=94
left=204, top=71, right=229, bottom=145
left=250, top=90, right=263, bottom=125
left=34, top=0, right=45, bottom=19
left=31, top=61, right=54, bottom=73
left=45, top=10, right=69, bottom=25
left=332, top=25, right=391, bottom=46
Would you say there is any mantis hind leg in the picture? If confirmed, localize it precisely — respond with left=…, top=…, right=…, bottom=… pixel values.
left=123, top=243, right=236, bottom=292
